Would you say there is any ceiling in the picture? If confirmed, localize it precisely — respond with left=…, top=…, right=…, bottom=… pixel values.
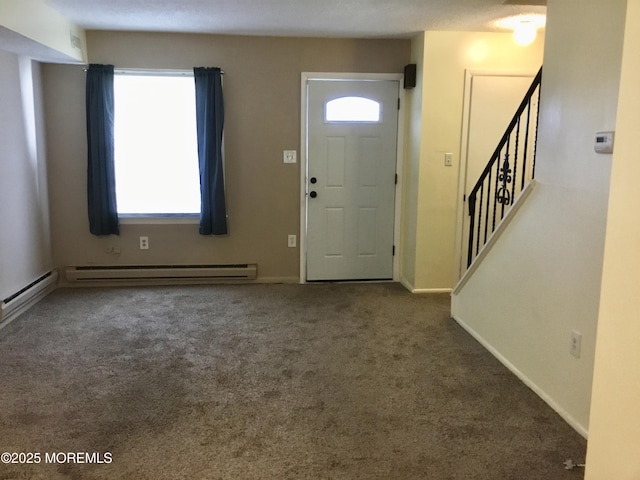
left=44, top=0, right=546, bottom=39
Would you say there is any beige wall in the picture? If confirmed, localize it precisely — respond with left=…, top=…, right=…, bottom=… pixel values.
left=403, top=31, right=544, bottom=292
left=0, top=51, right=53, bottom=298
left=451, top=0, right=626, bottom=436
left=586, top=1, right=640, bottom=477
left=43, top=32, right=409, bottom=283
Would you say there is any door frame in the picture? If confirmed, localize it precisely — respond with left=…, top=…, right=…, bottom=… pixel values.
left=300, top=72, right=405, bottom=284
left=453, top=69, right=538, bottom=283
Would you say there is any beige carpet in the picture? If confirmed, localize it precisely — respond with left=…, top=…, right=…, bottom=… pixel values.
left=0, top=283, right=586, bottom=479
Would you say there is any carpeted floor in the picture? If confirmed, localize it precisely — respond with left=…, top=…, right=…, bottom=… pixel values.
left=0, top=283, right=586, bottom=479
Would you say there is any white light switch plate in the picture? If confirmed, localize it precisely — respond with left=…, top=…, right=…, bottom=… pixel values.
left=283, top=150, right=297, bottom=164
left=444, top=153, right=453, bottom=166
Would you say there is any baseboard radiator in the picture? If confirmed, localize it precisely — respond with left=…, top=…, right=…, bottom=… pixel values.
left=1, top=269, right=58, bottom=329
left=64, top=264, right=258, bottom=285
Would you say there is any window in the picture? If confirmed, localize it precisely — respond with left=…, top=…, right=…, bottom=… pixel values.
left=114, top=72, right=200, bottom=216
left=325, top=96, right=381, bottom=123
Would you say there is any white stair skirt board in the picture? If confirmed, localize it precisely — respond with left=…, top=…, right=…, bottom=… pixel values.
left=1, top=269, right=58, bottom=330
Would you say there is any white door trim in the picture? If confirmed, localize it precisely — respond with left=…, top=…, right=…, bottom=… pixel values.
left=300, top=72, right=405, bottom=284
left=453, top=69, right=538, bottom=282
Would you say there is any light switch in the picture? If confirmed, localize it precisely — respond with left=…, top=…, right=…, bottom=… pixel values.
left=444, top=153, right=453, bottom=167
left=284, top=150, right=297, bottom=164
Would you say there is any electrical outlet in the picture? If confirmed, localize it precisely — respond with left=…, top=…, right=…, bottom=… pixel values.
left=288, top=235, right=297, bottom=248
left=570, top=330, right=582, bottom=358
left=104, top=246, right=121, bottom=256
left=139, top=236, right=149, bottom=250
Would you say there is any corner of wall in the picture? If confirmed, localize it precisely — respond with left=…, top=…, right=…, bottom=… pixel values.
left=451, top=0, right=627, bottom=438
left=0, top=0, right=87, bottom=63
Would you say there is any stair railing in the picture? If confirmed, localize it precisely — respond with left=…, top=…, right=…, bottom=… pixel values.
left=467, top=67, right=542, bottom=268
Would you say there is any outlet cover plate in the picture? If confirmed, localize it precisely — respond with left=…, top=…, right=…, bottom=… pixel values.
left=570, top=330, right=582, bottom=358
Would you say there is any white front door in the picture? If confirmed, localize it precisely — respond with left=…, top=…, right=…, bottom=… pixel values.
left=305, top=79, right=399, bottom=281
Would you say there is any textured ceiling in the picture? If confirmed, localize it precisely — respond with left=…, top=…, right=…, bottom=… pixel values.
left=44, top=0, right=546, bottom=38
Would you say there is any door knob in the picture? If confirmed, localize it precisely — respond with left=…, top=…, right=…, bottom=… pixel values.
left=310, top=177, right=317, bottom=184
left=309, top=191, right=317, bottom=198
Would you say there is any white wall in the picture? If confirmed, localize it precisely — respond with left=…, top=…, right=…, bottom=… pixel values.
left=402, top=31, right=544, bottom=292
left=451, top=0, right=626, bottom=436
left=585, top=1, right=640, bottom=477
left=0, top=50, right=53, bottom=299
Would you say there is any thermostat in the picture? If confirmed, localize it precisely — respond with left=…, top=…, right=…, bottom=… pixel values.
left=594, top=131, right=614, bottom=154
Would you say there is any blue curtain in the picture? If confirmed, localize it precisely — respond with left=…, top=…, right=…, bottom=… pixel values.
left=194, top=67, right=228, bottom=235
left=86, top=64, right=119, bottom=236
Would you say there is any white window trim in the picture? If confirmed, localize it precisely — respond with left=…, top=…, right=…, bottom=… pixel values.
left=115, top=68, right=194, bottom=77
left=118, top=215, right=199, bottom=225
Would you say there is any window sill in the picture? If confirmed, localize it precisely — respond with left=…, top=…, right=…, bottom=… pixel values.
left=118, top=215, right=199, bottom=225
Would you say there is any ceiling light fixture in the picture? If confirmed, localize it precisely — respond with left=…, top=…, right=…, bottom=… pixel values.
left=513, top=20, right=537, bottom=45
left=496, top=14, right=546, bottom=46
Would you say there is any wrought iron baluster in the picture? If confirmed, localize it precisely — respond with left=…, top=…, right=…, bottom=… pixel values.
left=521, top=97, right=532, bottom=190
left=467, top=193, right=476, bottom=267
left=497, top=142, right=512, bottom=220
left=532, top=84, right=541, bottom=177
left=485, top=167, right=492, bottom=243
left=492, top=155, right=500, bottom=231
left=482, top=177, right=487, bottom=244
left=511, top=115, right=521, bottom=204
left=476, top=184, right=484, bottom=257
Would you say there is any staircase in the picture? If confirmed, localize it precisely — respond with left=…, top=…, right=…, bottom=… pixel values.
left=466, top=67, right=542, bottom=269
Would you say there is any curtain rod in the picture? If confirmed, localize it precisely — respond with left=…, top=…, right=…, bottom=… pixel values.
left=82, top=66, right=224, bottom=75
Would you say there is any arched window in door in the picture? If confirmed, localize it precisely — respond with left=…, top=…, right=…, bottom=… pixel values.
left=325, top=96, right=381, bottom=123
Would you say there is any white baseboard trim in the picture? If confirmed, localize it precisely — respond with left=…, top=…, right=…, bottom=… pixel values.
left=256, top=276, right=300, bottom=284
left=399, top=276, right=452, bottom=294
left=452, top=313, right=589, bottom=439
left=412, top=288, right=453, bottom=294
